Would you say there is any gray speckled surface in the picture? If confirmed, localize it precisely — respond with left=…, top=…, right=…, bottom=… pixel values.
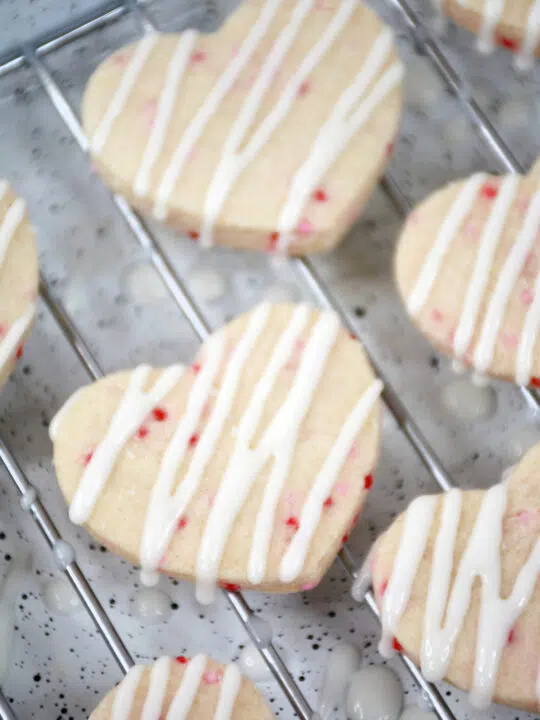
left=0, top=0, right=539, bottom=718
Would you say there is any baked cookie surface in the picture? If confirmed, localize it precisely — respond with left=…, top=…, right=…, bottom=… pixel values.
left=0, top=182, right=38, bottom=391
left=368, top=444, right=540, bottom=712
left=439, top=0, right=540, bottom=69
left=82, top=0, right=403, bottom=255
left=395, top=166, right=540, bottom=385
left=52, top=303, right=382, bottom=602
left=90, top=655, right=274, bottom=719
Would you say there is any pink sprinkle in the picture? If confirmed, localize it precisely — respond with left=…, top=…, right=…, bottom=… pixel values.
left=522, top=287, right=534, bottom=306
left=379, top=579, right=388, bottom=597
left=0, top=324, right=5, bottom=337
left=177, top=516, right=188, bottom=530
left=347, top=442, right=359, bottom=460
left=191, top=50, right=207, bottom=63
left=113, top=52, right=128, bottom=66
left=298, top=80, right=311, bottom=96
left=507, top=627, right=516, bottom=645
left=82, top=450, right=94, bottom=467
left=301, top=580, right=319, bottom=591
left=463, top=222, right=480, bottom=239
left=203, top=670, right=223, bottom=685
left=335, top=482, right=348, bottom=497
left=298, top=218, right=314, bottom=235
left=501, top=332, right=518, bottom=348
left=431, top=309, right=444, bottom=323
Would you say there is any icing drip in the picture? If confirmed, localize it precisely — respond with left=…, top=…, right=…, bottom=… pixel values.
left=134, top=31, right=198, bottom=197
left=379, top=483, right=540, bottom=709
left=452, top=175, right=518, bottom=360
left=0, top=197, right=26, bottom=269
left=407, top=174, right=487, bottom=315
left=276, top=30, right=403, bottom=252
left=110, top=655, right=240, bottom=719
left=69, top=364, right=184, bottom=524
left=516, top=0, right=540, bottom=71
left=154, top=0, right=284, bottom=220
left=0, top=304, right=36, bottom=373
left=475, top=183, right=540, bottom=380
left=475, top=0, right=506, bottom=54
left=91, top=33, right=157, bottom=153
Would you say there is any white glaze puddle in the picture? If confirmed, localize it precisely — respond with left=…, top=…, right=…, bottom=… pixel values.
left=0, top=554, right=31, bottom=681
left=441, top=377, right=497, bottom=422
left=400, top=708, right=437, bottom=720
left=188, top=268, right=227, bottom=303
left=317, top=642, right=361, bottom=719
left=43, top=576, right=81, bottom=616
left=346, top=665, right=403, bottom=720
left=131, top=586, right=172, bottom=625
left=124, top=261, right=169, bottom=304
left=238, top=643, right=274, bottom=683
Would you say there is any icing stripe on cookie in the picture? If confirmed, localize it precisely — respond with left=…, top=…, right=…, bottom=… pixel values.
left=214, top=663, right=242, bottom=720
left=112, top=664, right=144, bottom=720
left=407, top=173, right=487, bottom=316
left=69, top=364, right=184, bottom=524
left=134, top=31, right=198, bottom=197
left=280, top=378, right=382, bottom=582
left=518, top=256, right=540, bottom=385
left=154, top=0, right=284, bottom=220
left=0, top=304, right=35, bottom=373
left=0, top=197, right=26, bottom=271
left=453, top=175, right=519, bottom=360
left=517, top=0, right=540, bottom=71
left=91, top=33, right=157, bottom=153
left=166, top=654, right=207, bottom=718
left=142, top=656, right=170, bottom=719
left=474, top=183, right=540, bottom=377
left=379, top=481, right=540, bottom=709
left=475, top=0, right=506, bottom=54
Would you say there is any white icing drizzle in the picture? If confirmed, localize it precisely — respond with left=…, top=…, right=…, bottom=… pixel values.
left=517, top=256, right=540, bottom=385
left=475, top=0, right=506, bottom=54
left=214, top=663, right=242, bottom=720
left=49, top=386, right=87, bottom=441
left=0, top=304, right=36, bottom=374
left=142, top=656, right=170, bottom=719
left=516, top=0, right=540, bottom=71
left=475, top=183, right=540, bottom=378
left=276, top=30, right=403, bottom=252
left=134, top=31, right=198, bottom=197
left=407, top=174, right=487, bottom=315
left=280, top=378, right=382, bottom=582
left=0, top=197, right=26, bottom=270
left=165, top=654, right=207, bottom=718
left=452, top=175, right=518, bottom=360
left=69, top=364, right=184, bottom=524
left=154, top=0, right=284, bottom=220
left=91, top=33, right=157, bottom=153
left=379, top=483, right=540, bottom=709
left=112, top=664, right=144, bottom=720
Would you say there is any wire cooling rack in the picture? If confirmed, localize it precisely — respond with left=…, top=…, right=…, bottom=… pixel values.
left=0, top=0, right=538, bottom=718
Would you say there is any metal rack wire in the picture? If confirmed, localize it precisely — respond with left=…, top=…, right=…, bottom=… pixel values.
left=0, top=1, right=537, bottom=719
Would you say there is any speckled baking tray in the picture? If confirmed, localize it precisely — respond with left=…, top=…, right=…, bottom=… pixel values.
left=0, top=0, right=539, bottom=718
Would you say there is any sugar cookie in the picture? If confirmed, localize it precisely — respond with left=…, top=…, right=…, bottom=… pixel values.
left=89, top=655, right=274, bottom=719
left=51, top=303, right=382, bottom=602
left=395, top=165, right=540, bottom=385
left=0, top=182, right=38, bottom=391
left=82, top=0, right=403, bottom=255
left=364, top=444, right=540, bottom=712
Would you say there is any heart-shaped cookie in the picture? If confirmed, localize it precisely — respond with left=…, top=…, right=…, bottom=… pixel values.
left=82, top=0, right=403, bottom=255
left=52, top=303, right=382, bottom=602
left=435, top=0, right=540, bottom=70
left=395, top=164, right=540, bottom=385
left=90, top=655, right=274, bottom=719
left=0, top=182, right=38, bottom=392
left=364, top=445, right=540, bottom=711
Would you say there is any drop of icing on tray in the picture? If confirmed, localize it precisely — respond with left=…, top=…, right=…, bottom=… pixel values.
left=441, top=377, right=497, bottom=422
left=53, top=541, right=75, bottom=569
left=400, top=708, right=437, bottom=720
left=131, top=586, right=172, bottom=625
left=124, top=261, right=169, bottom=304
left=317, top=642, right=361, bottom=719
left=346, top=665, right=403, bottom=720
left=238, top=644, right=274, bottom=683
left=0, top=554, right=31, bottom=681
left=189, top=268, right=227, bottom=303
left=43, top=577, right=81, bottom=616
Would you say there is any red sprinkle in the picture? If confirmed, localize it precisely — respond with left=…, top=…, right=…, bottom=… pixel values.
left=313, top=188, right=328, bottom=203
left=152, top=407, right=168, bottom=422
left=349, top=332, right=357, bottom=340
left=137, top=426, right=149, bottom=439
left=188, top=230, right=200, bottom=240
left=219, top=582, right=241, bottom=592
left=481, top=183, right=498, bottom=200
left=175, top=656, right=188, bottom=664
left=16, top=345, right=23, bottom=359
left=507, top=628, right=516, bottom=645
left=83, top=451, right=94, bottom=467
left=531, top=377, right=540, bottom=388
left=177, top=516, right=188, bottom=530
left=191, top=50, right=207, bottom=63
left=364, top=474, right=374, bottom=490
left=392, top=637, right=404, bottom=652
left=341, top=533, right=349, bottom=544
left=323, top=496, right=334, bottom=509
left=298, top=80, right=311, bottom=96
left=496, top=33, right=519, bottom=51
left=192, top=362, right=201, bottom=374
left=267, top=231, right=280, bottom=252
left=379, top=579, right=388, bottom=597
left=189, top=433, right=199, bottom=448
left=286, top=516, right=299, bottom=531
